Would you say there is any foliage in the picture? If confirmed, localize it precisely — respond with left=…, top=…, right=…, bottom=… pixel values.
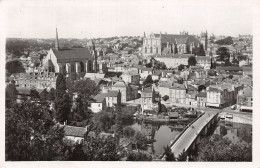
left=30, top=88, right=40, bottom=100
left=158, top=101, right=162, bottom=114
left=214, top=36, right=233, bottom=45
left=55, top=93, right=71, bottom=124
left=162, top=95, right=169, bottom=101
left=188, top=56, right=197, bottom=67
left=92, top=110, right=115, bottom=132
left=164, top=145, right=176, bottom=161
left=216, top=47, right=230, bottom=62
left=145, top=62, right=152, bottom=68
left=39, top=89, right=49, bottom=101
left=197, top=134, right=252, bottom=161
left=5, top=101, right=67, bottom=161
left=177, top=149, right=188, bottom=161
left=68, top=136, right=120, bottom=161
left=123, top=126, right=135, bottom=139
left=104, top=71, right=122, bottom=78
left=174, top=45, right=178, bottom=54
left=55, top=73, right=67, bottom=99
left=126, top=151, right=153, bottom=161
left=48, top=88, right=55, bottom=101
left=114, top=105, right=124, bottom=138
left=143, top=75, right=153, bottom=86
left=6, top=59, right=25, bottom=75
left=6, top=83, right=17, bottom=108
left=134, top=131, right=149, bottom=150
left=178, top=64, right=185, bottom=71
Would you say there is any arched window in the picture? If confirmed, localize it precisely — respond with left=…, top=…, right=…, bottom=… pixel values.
left=156, top=47, right=158, bottom=53
left=80, top=62, right=84, bottom=72
left=150, top=47, right=152, bottom=53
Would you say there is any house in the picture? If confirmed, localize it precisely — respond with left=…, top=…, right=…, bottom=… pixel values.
left=105, top=90, right=121, bottom=107
left=154, top=54, right=191, bottom=68
left=84, top=73, right=105, bottom=80
left=197, top=92, right=207, bottom=107
left=169, top=83, right=186, bottom=104
left=237, top=86, right=252, bottom=111
left=141, top=87, right=156, bottom=112
left=111, top=81, right=138, bottom=102
left=185, top=85, right=198, bottom=106
left=16, top=87, right=31, bottom=103
left=138, top=67, right=154, bottom=79
left=195, top=56, right=211, bottom=69
left=63, top=125, right=88, bottom=142
left=91, top=93, right=107, bottom=113
left=121, top=73, right=140, bottom=85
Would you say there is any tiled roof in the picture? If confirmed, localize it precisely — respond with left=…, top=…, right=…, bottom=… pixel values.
left=208, top=87, right=221, bottom=93
left=112, top=81, right=126, bottom=88
left=63, top=125, right=87, bottom=137
left=52, top=48, right=93, bottom=60
left=196, top=56, right=211, bottom=61
left=105, top=90, right=119, bottom=97
left=197, top=92, right=207, bottom=97
left=170, top=83, right=186, bottom=90
left=94, top=93, right=107, bottom=103
left=175, top=37, right=188, bottom=44
left=216, top=66, right=243, bottom=71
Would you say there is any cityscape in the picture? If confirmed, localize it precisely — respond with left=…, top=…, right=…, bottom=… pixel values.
left=4, top=0, right=253, bottom=163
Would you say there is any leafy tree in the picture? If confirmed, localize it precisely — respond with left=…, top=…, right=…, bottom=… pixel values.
left=158, top=100, right=162, bottom=114
left=48, top=88, right=55, bottom=101
left=178, top=64, right=185, bottom=71
left=216, top=47, right=230, bottom=62
left=6, top=59, right=25, bottom=75
left=194, top=44, right=205, bottom=56
left=198, top=134, right=252, bottom=161
left=145, top=62, right=152, bottom=68
left=188, top=56, right=197, bottom=67
left=126, top=151, right=152, bottom=161
left=6, top=83, right=17, bottom=108
left=123, top=126, right=135, bottom=139
left=177, top=149, right=188, bottom=161
left=30, top=88, right=40, bottom=100
left=55, top=93, right=71, bottom=124
left=143, top=75, right=153, bottom=86
left=39, top=89, right=48, bottom=101
left=164, top=145, right=175, bottom=161
left=93, top=110, right=115, bottom=132
left=55, top=73, right=66, bottom=99
left=5, top=101, right=67, bottom=161
left=162, top=95, right=169, bottom=101
left=214, top=36, right=233, bottom=45
left=114, top=105, right=124, bottom=139
left=134, top=131, right=149, bottom=150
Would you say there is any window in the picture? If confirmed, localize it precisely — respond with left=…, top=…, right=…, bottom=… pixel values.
left=150, top=47, right=153, bottom=53
left=156, top=47, right=158, bottom=53
left=145, top=47, right=147, bottom=53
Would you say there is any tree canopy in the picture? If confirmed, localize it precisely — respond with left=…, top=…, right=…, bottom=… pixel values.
left=216, top=47, right=230, bottom=62
left=178, top=64, right=185, bottom=71
left=188, top=56, right=197, bottom=67
left=5, top=101, right=67, bottom=161
left=6, top=59, right=25, bottom=75
left=214, top=36, right=233, bottom=45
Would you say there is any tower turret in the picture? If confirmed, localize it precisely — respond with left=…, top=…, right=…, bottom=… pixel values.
left=55, top=28, right=59, bottom=50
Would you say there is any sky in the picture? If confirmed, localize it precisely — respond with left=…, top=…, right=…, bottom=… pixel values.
left=1, top=0, right=254, bottom=39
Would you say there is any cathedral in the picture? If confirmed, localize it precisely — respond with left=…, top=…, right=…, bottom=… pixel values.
left=142, top=31, right=207, bottom=57
left=42, top=28, right=98, bottom=80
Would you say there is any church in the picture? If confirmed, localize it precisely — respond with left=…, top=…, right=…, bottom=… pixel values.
left=142, top=31, right=206, bottom=57
left=42, top=29, right=98, bottom=80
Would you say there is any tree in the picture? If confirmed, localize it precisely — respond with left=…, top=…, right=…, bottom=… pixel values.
left=6, top=101, right=67, bottom=161
left=55, top=93, right=71, bottom=124
left=162, top=95, right=169, bottom=101
left=39, top=89, right=48, bottom=101
left=134, top=131, right=149, bottom=150
left=158, top=101, right=162, bottom=114
left=92, top=110, right=115, bottom=132
left=114, top=105, right=124, bottom=138
left=55, top=73, right=67, bottom=99
left=145, top=62, right=152, bottom=68
left=164, top=145, right=175, bottom=161
left=178, top=64, right=185, bottom=71
left=123, top=126, right=135, bottom=139
left=214, top=36, right=233, bottom=45
left=198, top=44, right=206, bottom=56
left=30, top=88, right=40, bottom=100
left=6, top=83, right=17, bottom=108
left=188, top=56, right=197, bottom=67
left=6, top=59, right=25, bottom=75
left=143, top=75, right=153, bottom=86
left=198, top=134, right=252, bottom=161
left=177, top=149, right=188, bottom=161
left=48, top=88, right=55, bottom=101
left=126, top=151, right=152, bottom=161
left=216, top=47, right=230, bottom=62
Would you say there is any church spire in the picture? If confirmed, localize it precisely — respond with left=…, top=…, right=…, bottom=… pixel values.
left=205, top=30, right=208, bottom=51
left=144, top=32, right=146, bottom=38
left=55, top=28, right=59, bottom=50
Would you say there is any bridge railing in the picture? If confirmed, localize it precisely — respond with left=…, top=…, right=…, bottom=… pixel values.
left=159, top=112, right=205, bottom=159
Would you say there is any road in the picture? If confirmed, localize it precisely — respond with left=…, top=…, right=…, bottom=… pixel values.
left=169, top=110, right=219, bottom=158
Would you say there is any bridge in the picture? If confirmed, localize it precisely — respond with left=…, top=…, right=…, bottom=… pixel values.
left=162, top=110, right=219, bottom=159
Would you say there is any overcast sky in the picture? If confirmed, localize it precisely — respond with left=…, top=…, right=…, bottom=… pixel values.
left=2, top=0, right=254, bottom=39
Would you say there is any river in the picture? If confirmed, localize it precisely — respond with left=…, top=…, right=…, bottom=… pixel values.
left=131, top=121, right=187, bottom=156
